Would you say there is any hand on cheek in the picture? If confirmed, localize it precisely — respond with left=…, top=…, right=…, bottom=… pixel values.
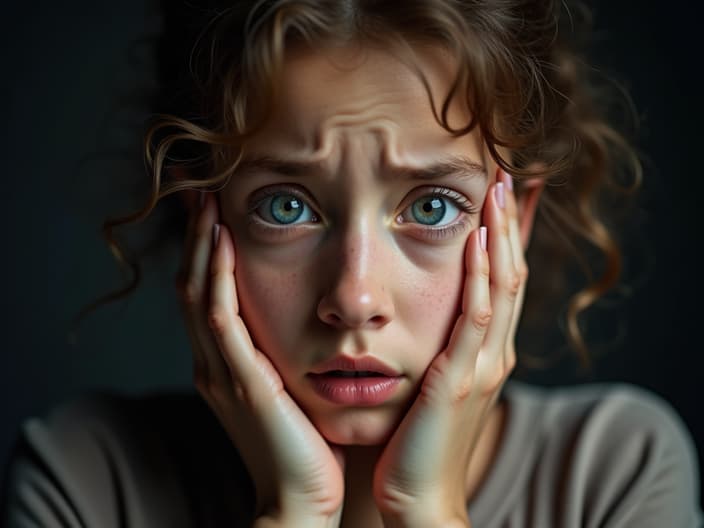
left=372, top=169, right=527, bottom=528
left=175, top=192, right=346, bottom=526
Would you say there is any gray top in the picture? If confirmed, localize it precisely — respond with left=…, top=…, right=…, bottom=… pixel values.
left=2, top=380, right=702, bottom=527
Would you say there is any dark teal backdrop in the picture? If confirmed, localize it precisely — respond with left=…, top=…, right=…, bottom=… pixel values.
left=1, top=0, right=702, bottom=505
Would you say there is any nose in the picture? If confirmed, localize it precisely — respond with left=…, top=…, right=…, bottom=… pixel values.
left=317, top=231, right=395, bottom=331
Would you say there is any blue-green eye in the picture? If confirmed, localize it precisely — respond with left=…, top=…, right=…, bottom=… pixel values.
left=256, top=193, right=317, bottom=225
left=271, top=195, right=303, bottom=224
left=403, top=195, right=460, bottom=226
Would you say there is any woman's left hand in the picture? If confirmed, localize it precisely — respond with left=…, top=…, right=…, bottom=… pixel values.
left=373, top=169, right=526, bottom=528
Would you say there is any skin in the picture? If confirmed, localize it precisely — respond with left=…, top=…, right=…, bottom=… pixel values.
left=223, top=45, right=488, bottom=446
left=177, top=43, right=543, bottom=527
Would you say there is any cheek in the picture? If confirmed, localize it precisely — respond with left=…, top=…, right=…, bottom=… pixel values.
left=399, top=258, right=465, bottom=357
left=234, top=255, right=313, bottom=360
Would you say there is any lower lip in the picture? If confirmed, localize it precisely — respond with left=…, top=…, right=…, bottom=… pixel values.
left=307, top=374, right=402, bottom=406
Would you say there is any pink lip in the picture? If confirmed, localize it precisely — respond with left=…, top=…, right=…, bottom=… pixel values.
left=307, top=355, right=402, bottom=405
left=309, top=355, right=401, bottom=377
left=307, top=374, right=402, bottom=405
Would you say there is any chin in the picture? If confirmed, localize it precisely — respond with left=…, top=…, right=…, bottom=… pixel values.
left=314, top=408, right=401, bottom=446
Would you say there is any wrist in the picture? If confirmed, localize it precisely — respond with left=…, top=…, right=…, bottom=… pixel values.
left=380, top=511, right=471, bottom=528
left=254, top=511, right=341, bottom=528
left=253, top=492, right=342, bottom=528
left=254, top=509, right=342, bottom=528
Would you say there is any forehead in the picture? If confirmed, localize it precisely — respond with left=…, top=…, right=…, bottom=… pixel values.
left=244, top=44, right=481, bottom=164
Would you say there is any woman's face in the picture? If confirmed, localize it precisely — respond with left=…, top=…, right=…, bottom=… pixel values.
left=220, top=44, right=500, bottom=445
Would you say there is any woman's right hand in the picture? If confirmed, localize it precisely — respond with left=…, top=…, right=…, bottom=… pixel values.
left=175, top=191, right=345, bottom=527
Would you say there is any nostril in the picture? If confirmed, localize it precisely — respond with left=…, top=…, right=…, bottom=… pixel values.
left=320, top=311, right=388, bottom=329
left=369, top=315, right=387, bottom=327
left=317, top=288, right=395, bottom=329
left=324, top=313, right=342, bottom=325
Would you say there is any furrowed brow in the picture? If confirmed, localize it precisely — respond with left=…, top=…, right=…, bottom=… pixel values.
left=236, top=154, right=487, bottom=181
left=236, top=156, right=328, bottom=177
left=386, top=155, right=487, bottom=182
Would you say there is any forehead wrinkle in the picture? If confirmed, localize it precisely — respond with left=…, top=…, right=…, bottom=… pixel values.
left=380, top=154, right=488, bottom=182
left=318, top=107, right=400, bottom=140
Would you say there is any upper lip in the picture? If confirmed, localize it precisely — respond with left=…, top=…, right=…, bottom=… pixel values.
left=309, top=355, right=401, bottom=377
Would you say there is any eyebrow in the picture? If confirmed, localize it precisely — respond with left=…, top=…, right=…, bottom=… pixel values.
left=237, top=154, right=487, bottom=182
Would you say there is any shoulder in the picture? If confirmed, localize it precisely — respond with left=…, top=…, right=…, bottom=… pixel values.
left=510, top=380, right=697, bottom=446
left=499, top=381, right=702, bottom=526
left=532, top=381, right=700, bottom=472
left=1, top=391, right=255, bottom=528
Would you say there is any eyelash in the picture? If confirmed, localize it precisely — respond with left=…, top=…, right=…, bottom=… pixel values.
left=415, top=186, right=479, bottom=215
left=397, top=186, right=479, bottom=240
left=247, top=184, right=478, bottom=239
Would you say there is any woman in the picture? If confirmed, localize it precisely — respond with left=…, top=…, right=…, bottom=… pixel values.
left=3, top=1, right=701, bottom=526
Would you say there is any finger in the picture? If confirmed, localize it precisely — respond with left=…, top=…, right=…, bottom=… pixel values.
left=481, top=178, right=520, bottom=364
left=503, top=170, right=528, bottom=349
left=176, top=191, right=204, bottom=282
left=208, top=222, right=281, bottom=401
left=207, top=224, right=323, bottom=452
left=179, top=192, right=230, bottom=391
left=175, top=191, right=208, bottom=380
left=442, top=225, right=491, bottom=391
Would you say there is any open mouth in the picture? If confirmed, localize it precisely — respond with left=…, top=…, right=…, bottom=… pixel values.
left=322, top=370, right=387, bottom=378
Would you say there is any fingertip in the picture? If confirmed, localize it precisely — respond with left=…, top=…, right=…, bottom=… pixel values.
left=212, top=223, right=221, bottom=248
left=500, top=169, right=519, bottom=217
left=210, top=223, right=228, bottom=269
left=500, top=168, right=514, bottom=192
left=466, top=226, right=489, bottom=274
left=213, top=222, right=236, bottom=270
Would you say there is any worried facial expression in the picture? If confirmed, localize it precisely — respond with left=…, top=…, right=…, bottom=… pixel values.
left=219, top=44, right=501, bottom=445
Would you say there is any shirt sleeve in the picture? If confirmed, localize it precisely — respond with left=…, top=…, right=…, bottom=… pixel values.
left=1, top=395, right=193, bottom=528
left=2, top=412, right=121, bottom=528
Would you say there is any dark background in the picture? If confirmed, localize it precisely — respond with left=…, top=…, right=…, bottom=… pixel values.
left=1, top=0, right=702, bottom=507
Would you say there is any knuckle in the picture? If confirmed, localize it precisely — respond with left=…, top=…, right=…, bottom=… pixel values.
left=496, top=270, right=520, bottom=298
left=230, top=380, right=248, bottom=404
left=481, top=366, right=507, bottom=396
left=505, top=352, right=517, bottom=373
left=451, top=376, right=474, bottom=405
left=506, top=270, right=521, bottom=296
left=207, top=306, right=230, bottom=336
left=471, top=306, right=492, bottom=332
left=181, top=280, right=202, bottom=306
left=517, top=262, right=529, bottom=282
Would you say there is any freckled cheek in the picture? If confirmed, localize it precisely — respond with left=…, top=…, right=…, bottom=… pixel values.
left=234, top=257, right=314, bottom=363
left=401, top=264, right=464, bottom=354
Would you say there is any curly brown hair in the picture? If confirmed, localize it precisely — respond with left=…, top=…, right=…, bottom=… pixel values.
left=81, top=0, right=641, bottom=372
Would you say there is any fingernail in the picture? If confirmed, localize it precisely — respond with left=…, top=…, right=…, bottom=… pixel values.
left=495, top=182, right=505, bottom=209
left=199, top=191, right=205, bottom=209
left=212, top=223, right=221, bottom=247
left=503, top=170, right=514, bottom=192
left=479, top=226, right=487, bottom=251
